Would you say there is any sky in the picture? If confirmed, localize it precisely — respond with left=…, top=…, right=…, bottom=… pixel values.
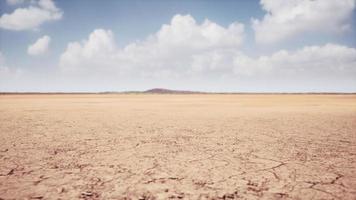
left=0, top=0, right=355, bottom=92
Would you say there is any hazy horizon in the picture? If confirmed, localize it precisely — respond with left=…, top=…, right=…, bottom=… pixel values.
left=1, top=0, right=356, bottom=92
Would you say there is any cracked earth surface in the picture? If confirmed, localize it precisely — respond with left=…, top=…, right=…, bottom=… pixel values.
left=0, top=94, right=355, bottom=199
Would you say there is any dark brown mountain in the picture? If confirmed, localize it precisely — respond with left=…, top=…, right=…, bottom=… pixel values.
left=144, top=88, right=202, bottom=94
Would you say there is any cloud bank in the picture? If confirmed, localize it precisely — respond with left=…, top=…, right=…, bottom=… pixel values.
left=253, top=0, right=355, bottom=44
left=58, top=14, right=356, bottom=85
left=0, top=0, right=62, bottom=31
left=59, top=14, right=245, bottom=76
left=233, top=44, right=356, bottom=78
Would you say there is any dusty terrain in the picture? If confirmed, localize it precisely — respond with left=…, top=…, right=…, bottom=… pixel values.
left=0, top=94, right=355, bottom=200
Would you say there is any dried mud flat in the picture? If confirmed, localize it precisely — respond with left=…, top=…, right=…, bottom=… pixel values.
left=0, top=94, right=356, bottom=200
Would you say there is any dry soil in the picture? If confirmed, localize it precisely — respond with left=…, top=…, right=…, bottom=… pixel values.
left=0, top=94, right=355, bottom=199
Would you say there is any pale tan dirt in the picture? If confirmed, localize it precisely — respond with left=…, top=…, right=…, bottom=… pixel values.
left=0, top=94, right=356, bottom=200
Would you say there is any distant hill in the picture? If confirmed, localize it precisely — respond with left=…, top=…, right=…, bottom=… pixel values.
left=144, top=88, right=203, bottom=94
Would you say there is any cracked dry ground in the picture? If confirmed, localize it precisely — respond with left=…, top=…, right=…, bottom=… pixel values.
left=0, top=94, right=356, bottom=200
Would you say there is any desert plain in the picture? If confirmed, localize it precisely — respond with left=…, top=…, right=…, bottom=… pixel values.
left=0, top=94, right=355, bottom=200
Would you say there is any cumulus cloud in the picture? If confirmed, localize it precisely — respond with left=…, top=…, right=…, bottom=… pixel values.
left=27, top=35, right=51, bottom=55
left=156, top=14, right=244, bottom=49
left=165, top=43, right=356, bottom=78
left=0, top=0, right=62, bottom=31
left=59, top=29, right=117, bottom=72
left=253, top=0, right=356, bottom=44
left=233, top=44, right=356, bottom=77
left=57, top=14, right=356, bottom=91
left=59, top=14, right=245, bottom=75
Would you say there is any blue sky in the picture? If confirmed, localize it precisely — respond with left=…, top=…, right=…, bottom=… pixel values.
left=0, top=0, right=356, bottom=92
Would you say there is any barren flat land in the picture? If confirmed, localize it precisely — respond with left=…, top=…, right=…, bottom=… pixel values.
left=0, top=94, right=356, bottom=200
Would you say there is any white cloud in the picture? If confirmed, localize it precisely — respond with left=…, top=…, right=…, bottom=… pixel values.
left=59, top=29, right=117, bottom=72
left=59, top=15, right=356, bottom=80
left=57, top=14, right=356, bottom=91
left=233, top=43, right=356, bottom=77
left=27, top=35, right=51, bottom=55
left=253, top=0, right=356, bottom=44
left=0, top=0, right=62, bottom=31
left=60, top=29, right=356, bottom=78
left=38, top=0, right=59, bottom=12
left=59, top=14, right=245, bottom=75
left=156, top=14, right=244, bottom=49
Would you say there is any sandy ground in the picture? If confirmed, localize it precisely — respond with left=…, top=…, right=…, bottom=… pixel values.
left=0, top=94, right=356, bottom=200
